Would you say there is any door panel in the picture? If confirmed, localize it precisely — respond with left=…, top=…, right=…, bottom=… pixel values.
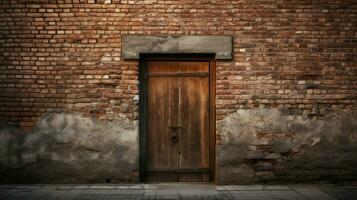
left=147, top=62, right=179, bottom=171
left=179, top=62, right=209, bottom=170
left=146, top=60, right=210, bottom=182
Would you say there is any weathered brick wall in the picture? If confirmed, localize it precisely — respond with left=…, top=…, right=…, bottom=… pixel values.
left=0, top=0, right=356, bottom=183
left=1, top=0, right=356, bottom=129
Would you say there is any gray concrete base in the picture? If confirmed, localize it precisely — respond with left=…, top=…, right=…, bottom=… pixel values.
left=1, top=183, right=356, bottom=200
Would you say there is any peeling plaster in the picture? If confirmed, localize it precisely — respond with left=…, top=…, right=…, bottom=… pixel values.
left=0, top=113, right=139, bottom=183
left=217, top=107, right=357, bottom=184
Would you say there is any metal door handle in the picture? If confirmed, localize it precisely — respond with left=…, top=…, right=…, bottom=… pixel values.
left=172, top=135, right=179, bottom=143
left=168, top=126, right=181, bottom=129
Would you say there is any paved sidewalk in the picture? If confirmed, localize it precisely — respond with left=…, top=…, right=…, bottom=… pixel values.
left=0, top=183, right=356, bottom=200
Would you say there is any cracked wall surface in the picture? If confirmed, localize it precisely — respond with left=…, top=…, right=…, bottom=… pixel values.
left=217, top=106, right=357, bottom=184
left=0, top=113, right=138, bottom=183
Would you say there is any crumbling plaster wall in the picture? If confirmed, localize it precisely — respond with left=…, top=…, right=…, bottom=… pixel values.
left=0, top=113, right=139, bottom=183
left=1, top=107, right=357, bottom=184
left=217, top=106, right=357, bottom=184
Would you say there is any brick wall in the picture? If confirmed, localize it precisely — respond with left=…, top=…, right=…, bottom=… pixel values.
left=0, top=0, right=356, bottom=130
left=0, top=0, right=357, bottom=183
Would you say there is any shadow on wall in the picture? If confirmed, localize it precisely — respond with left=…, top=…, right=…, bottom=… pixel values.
left=217, top=106, right=357, bottom=184
left=0, top=113, right=139, bottom=183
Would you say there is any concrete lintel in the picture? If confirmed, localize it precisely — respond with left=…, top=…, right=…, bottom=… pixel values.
left=122, top=35, right=233, bottom=60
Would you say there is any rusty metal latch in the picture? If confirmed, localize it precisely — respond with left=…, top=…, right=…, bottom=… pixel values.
left=171, top=135, right=179, bottom=143
left=168, top=126, right=181, bottom=129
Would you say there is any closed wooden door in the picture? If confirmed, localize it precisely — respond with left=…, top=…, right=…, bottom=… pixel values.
left=146, top=60, right=210, bottom=182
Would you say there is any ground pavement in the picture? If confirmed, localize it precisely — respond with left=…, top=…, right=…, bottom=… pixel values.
left=0, top=183, right=357, bottom=200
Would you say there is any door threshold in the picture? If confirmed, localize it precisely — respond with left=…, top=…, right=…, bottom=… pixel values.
left=146, top=182, right=213, bottom=184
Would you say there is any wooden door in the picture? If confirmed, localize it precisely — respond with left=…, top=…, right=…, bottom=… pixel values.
left=146, top=60, right=211, bottom=182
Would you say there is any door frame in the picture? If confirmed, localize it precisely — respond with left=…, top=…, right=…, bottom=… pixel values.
left=138, top=53, right=216, bottom=183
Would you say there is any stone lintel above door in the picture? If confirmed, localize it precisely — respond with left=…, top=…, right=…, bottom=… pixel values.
left=122, top=35, right=233, bottom=60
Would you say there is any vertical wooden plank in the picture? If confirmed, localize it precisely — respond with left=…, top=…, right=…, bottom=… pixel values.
left=179, top=61, right=210, bottom=171
left=146, top=61, right=180, bottom=180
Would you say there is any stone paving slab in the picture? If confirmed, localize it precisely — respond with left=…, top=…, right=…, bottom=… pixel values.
left=290, top=185, right=337, bottom=200
left=320, top=185, right=357, bottom=200
left=0, top=184, right=356, bottom=200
